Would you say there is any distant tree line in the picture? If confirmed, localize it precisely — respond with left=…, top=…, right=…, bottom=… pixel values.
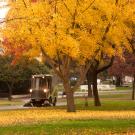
left=0, top=55, right=50, bottom=100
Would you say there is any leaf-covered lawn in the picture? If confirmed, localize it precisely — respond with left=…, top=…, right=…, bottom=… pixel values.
left=0, top=100, right=135, bottom=134
left=1, top=109, right=135, bottom=126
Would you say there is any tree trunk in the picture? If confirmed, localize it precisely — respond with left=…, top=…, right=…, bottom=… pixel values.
left=92, top=72, right=101, bottom=106
left=86, top=70, right=93, bottom=97
left=7, top=82, right=13, bottom=101
left=88, top=81, right=93, bottom=97
left=66, top=90, right=76, bottom=112
left=132, top=75, right=135, bottom=100
left=116, top=76, right=122, bottom=87
left=7, top=82, right=14, bottom=101
left=8, top=87, right=12, bottom=101
left=63, top=81, right=76, bottom=112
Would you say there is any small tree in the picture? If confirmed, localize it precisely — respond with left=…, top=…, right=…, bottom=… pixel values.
left=0, top=56, right=21, bottom=100
left=108, top=57, right=125, bottom=87
left=109, top=53, right=135, bottom=100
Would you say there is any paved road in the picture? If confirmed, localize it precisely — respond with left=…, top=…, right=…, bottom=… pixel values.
left=0, top=105, right=29, bottom=110
left=0, top=103, right=67, bottom=111
left=0, top=101, right=67, bottom=111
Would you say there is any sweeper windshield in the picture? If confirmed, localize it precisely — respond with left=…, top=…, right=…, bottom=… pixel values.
left=31, top=74, right=52, bottom=91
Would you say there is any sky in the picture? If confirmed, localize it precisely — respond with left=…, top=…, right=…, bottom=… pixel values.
left=0, top=1, right=9, bottom=22
left=0, top=0, right=9, bottom=54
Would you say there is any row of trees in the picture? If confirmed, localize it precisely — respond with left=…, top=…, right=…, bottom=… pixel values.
left=0, top=0, right=135, bottom=112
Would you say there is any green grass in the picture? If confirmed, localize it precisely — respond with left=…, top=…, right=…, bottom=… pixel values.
left=74, top=99, right=135, bottom=111
left=0, top=120, right=135, bottom=135
left=55, top=95, right=135, bottom=112
left=100, top=93, right=132, bottom=99
left=0, top=99, right=23, bottom=106
left=116, top=86, right=132, bottom=90
left=57, top=92, right=135, bottom=111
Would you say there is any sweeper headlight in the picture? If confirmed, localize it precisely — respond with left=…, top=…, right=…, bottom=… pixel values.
left=44, top=89, right=48, bottom=93
left=29, top=89, right=32, bottom=93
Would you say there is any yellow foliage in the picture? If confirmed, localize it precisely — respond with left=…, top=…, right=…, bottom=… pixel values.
left=1, top=0, right=135, bottom=63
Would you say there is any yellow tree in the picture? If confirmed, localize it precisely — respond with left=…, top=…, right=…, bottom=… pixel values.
left=1, top=0, right=135, bottom=112
left=85, top=0, right=135, bottom=106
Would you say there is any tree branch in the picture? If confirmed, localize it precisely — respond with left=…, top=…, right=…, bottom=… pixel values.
left=22, top=0, right=27, bottom=8
left=97, top=56, right=114, bottom=73
left=115, top=0, right=119, bottom=5
left=40, top=46, right=64, bottom=79
left=102, top=23, right=111, bottom=41
left=127, top=37, right=135, bottom=53
left=61, top=0, right=73, bottom=17
left=0, top=17, right=30, bottom=24
left=72, top=62, right=91, bottom=91
left=81, top=0, right=96, bottom=14
left=56, top=51, right=63, bottom=75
